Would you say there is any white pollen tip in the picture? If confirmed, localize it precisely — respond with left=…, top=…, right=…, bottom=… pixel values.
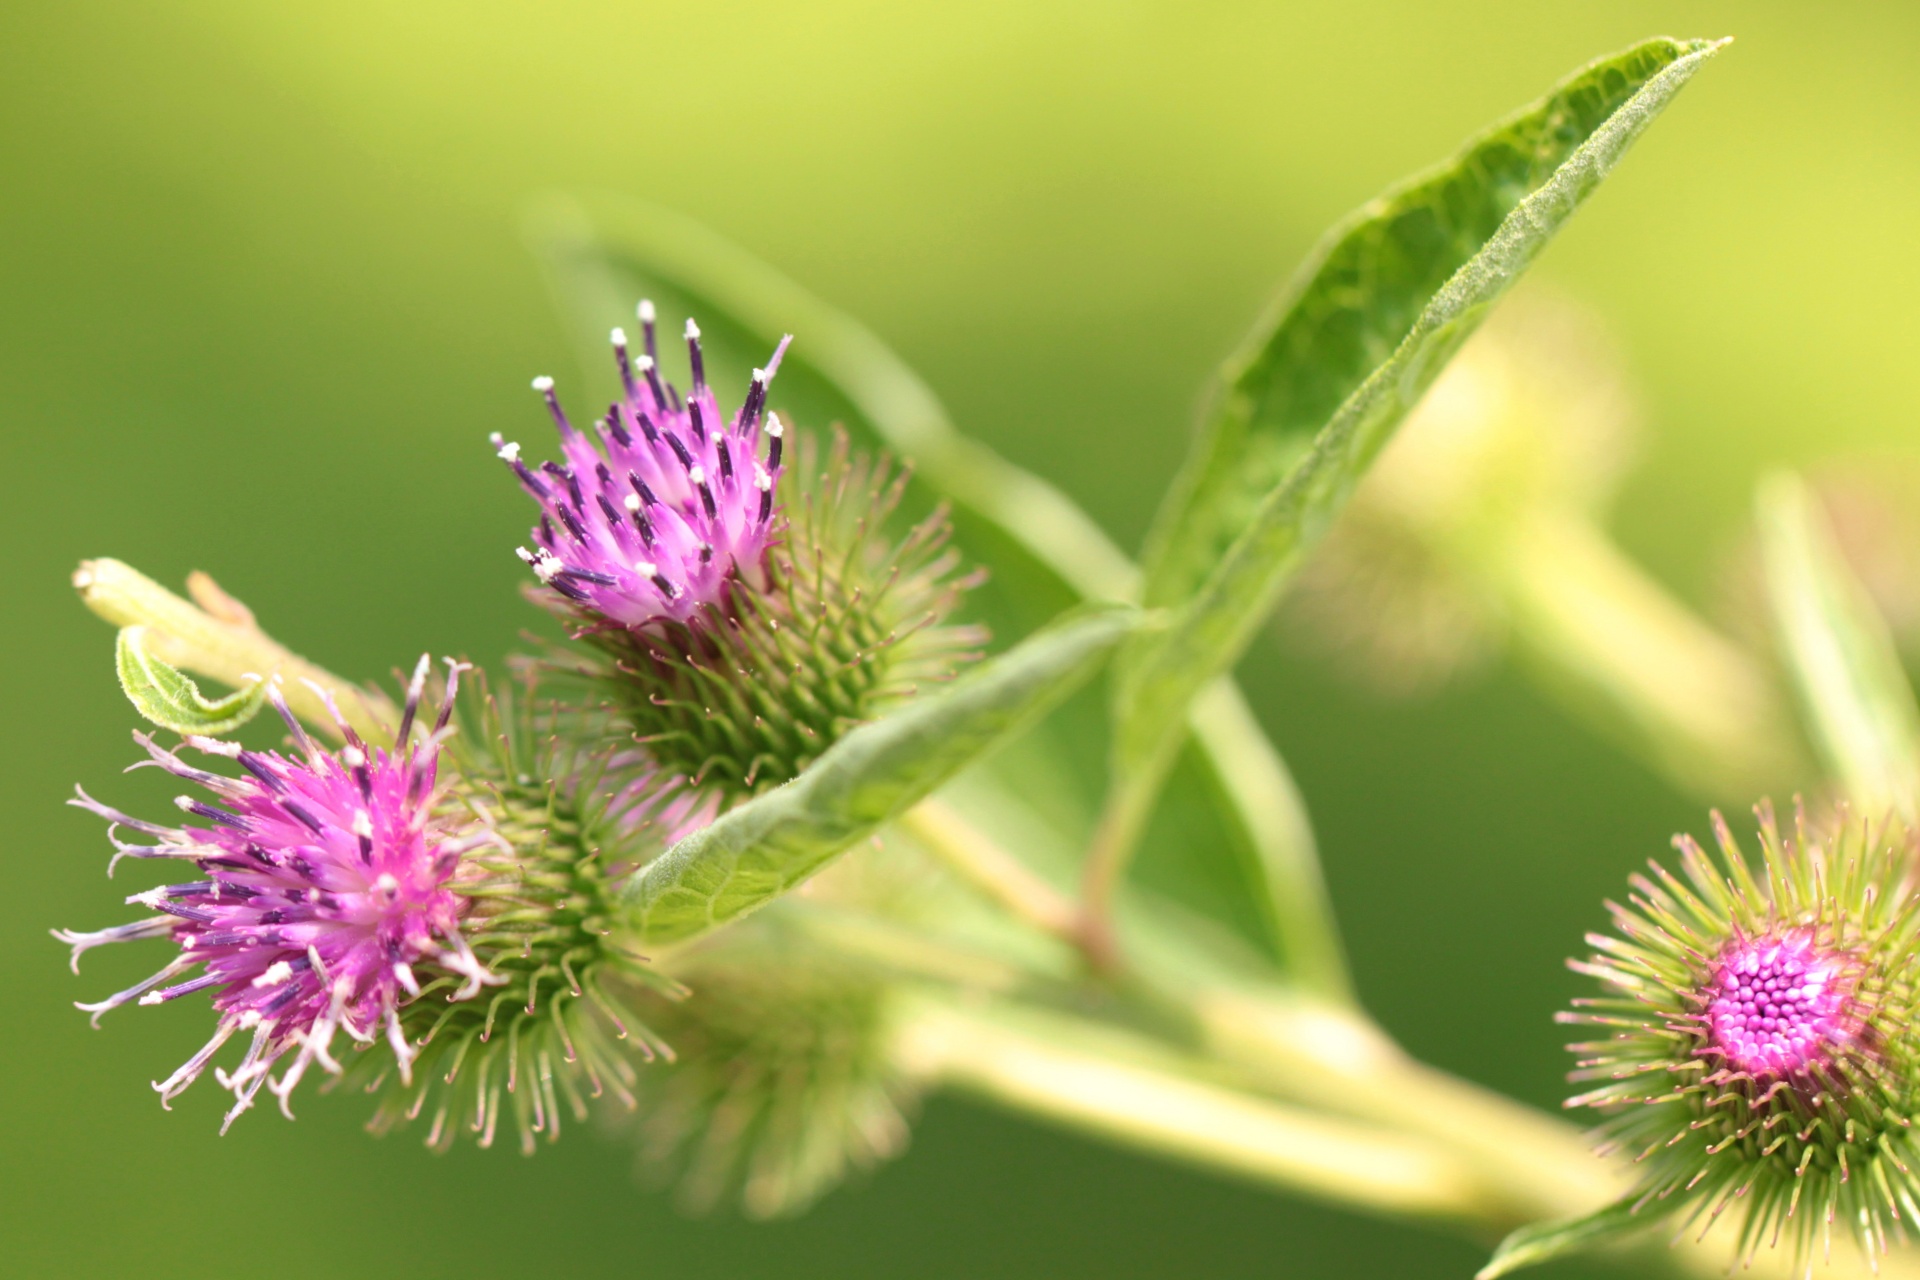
left=638, top=299, right=656, bottom=323
left=634, top=560, right=658, bottom=577
left=495, top=439, right=521, bottom=462
left=253, top=960, right=294, bottom=988
left=374, top=873, right=399, bottom=895
left=709, top=432, right=723, bottom=445
left=754, top=466, right=772, bottom=491
left=610, top=327, right=628, bottom=347
left=351, top=811, right=374, bottom=838
left=173, top=795, right=195, bottom=811
left=238, top=1009, right=263, bottom=1028
left=488, top=431, right=504, bottom=446
left=684, top=318, right=700, bottom=339
left=765, top=413, right=784, bottom=438
left=688, top=466, right=707, bottom=485
left=622, top=493, right=642, bottom=512
left=636, top=354, right=655, bottom=373
left=531, top=375, right=555, bottom=392
left=139, top=992, right=165, bottom=1006
left=341, top=746, right=366, bottom=768
left=752, top=368, right=768, bottom=384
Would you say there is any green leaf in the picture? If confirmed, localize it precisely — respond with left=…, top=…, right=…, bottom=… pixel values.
left=1477, top=1197, right=1650, bottom=1279
left=622, top=604, right=1139, bottom=945
left=1116, top=36, right=1727, bottom=786
left=114, top=624, right=269, bottom=735
left=1758, top=473, right=1920, bottom=821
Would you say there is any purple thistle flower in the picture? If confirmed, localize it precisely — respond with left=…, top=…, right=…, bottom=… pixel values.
left=58, top=658, right=498, bottom=1129
left=495, top=309, right=792, bottom=630
left=1559, top=801, right=1920, bottom=1265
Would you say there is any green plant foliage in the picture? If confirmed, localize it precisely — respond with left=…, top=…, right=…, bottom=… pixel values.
left=1476, top=1196, right=1646, bottom=1279
left=524, top=191, right=1341, bottom=992
left=1758, top=472, right=1920, bottom=821
left=1115, top=36, right=1727, bottom=787
left=113, top=624, right=269, bottom=735
left=623, top=604, right=1138, bottom=944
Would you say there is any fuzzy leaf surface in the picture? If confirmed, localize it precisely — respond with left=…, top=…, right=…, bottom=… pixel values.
left=1758, top=473, right=1920, bottom=820
left=1476, top=1197, right=1648, bottom=1279
left=1118, top=37, right=1726, bottom=781
left=623, top=605, right=1138, bottom=944
left=114, top=625, right=269, bottom=735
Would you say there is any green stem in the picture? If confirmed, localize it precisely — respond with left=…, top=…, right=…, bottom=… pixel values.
left=1190, top=990, right=1614, bottom=1223
left=1489, top=511, right=1800, bottom=800
left=73, top=558, right=396, bottom=742
left=897, top=798, right=1083, bottom=945
left=1756, top=474, right=1920, bottom=821
left=1076, top=771, right=1160, bottom=972
left=1188, top=679, right=1351, bottom=1001
left=899, top=989, right=1909, bottom=1279
left=892, top=995, right=1502, bottom=1225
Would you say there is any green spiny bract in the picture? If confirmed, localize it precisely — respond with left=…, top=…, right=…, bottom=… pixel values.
left=567, top=429, right=986, bottom=805
left=620, top=942, right=915, bottom=1218
left=364, top=675, right=695, bottom=1154
left=1561, top=800, right=1920, bottom=1265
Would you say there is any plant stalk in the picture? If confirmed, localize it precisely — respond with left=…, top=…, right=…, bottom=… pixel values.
left=1490, top=512, right=1800, bottom=800
left=73, top=558, right=395, bottom=742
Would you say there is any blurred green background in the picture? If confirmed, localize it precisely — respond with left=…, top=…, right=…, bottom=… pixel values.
left=3, top=2, right=1916, bottom=1276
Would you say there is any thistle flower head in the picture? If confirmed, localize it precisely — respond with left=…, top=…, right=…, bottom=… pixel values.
left=58, top=659, right=494, bottom=1129
left=365, top=676, right=702, bottom=1154
left=1561, top=800, right=1920, bottom=1265
left=497, top=309, right=789, bottom=629
left=571, top=427, right=988, bottom=804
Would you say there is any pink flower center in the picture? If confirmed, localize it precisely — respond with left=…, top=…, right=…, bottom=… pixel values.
left=1704, top=933, right=1852, bottom=1077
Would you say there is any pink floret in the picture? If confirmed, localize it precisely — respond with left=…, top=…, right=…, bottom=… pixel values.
left=1703, top=931, right=1856, bottom=1079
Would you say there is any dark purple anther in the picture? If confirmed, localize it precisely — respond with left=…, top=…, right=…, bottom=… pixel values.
left=612, top=328, right=638, bottom=399
left=685, top=318, right=706, bottom=390
left=533, top=377, right=573, bottom=436
left=639, top=298, right=659, bottom=363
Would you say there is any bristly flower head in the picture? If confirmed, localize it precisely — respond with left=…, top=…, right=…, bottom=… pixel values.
left=495, top=303, right=789, bottom=628
left=578, top=428, right=986, bottom=805
left=504, top=304, right=986, bottom=806
left=58, top=659, right=497, bottom=1129
left=1561, top=800, right=1920, bottom=1266
left=366, top=675, right=700, bottom=1154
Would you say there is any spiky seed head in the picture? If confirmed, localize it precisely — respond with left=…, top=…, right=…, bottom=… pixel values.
left=1560, top=799, right=1920, bottom=1267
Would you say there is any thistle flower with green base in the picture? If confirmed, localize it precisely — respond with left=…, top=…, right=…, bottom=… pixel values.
left=57, top=659, right=498, bottom=1129
left=368, top=672, right=703, bottom=1154
left=519, top=378, right=989, bottom=805
left=1560, top=800, right=1920, bottom=1266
